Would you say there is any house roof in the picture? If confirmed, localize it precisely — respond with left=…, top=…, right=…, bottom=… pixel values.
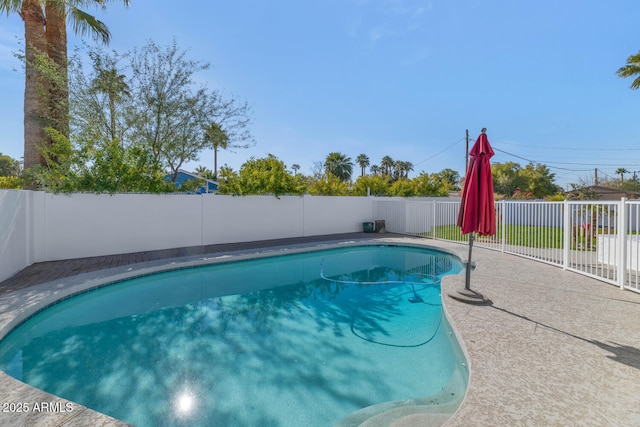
left=176, top=169, right=218, bottom=185
left=565, top=185, right=640, bottom=200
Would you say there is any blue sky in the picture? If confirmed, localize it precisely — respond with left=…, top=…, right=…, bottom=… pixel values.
left=2, top=0, right=640, bottom=189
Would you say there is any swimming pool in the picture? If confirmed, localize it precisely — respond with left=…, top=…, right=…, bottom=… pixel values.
left=0, top=245, right=467, bottom=426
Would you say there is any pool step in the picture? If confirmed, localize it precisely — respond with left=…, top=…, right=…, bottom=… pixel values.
left=334, top=391, right=462, bottom=427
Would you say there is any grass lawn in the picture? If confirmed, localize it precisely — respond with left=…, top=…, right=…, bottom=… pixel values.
left=431, top=224, right=632, bottom=250
left=431, top=224, right=567, bottom=249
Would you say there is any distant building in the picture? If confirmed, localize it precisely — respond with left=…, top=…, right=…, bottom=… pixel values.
left=565, top=185, right=640, bottom=200
left=165, top=169, right=218, bottom=194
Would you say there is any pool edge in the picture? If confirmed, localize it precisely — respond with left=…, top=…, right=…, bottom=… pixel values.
left=0, top=236, right=470, bottom=427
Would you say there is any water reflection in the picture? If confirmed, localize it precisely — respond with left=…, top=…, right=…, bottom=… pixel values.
left=0, top=246, right=463, bottom=427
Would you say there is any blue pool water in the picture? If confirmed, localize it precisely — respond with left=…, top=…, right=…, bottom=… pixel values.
left=0, top=245, right=467, bottom=426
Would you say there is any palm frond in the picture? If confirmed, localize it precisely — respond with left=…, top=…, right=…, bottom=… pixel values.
left=85, top=0, right=131, bottom=10
left=69, top=6, right=111, bottom=44
left=616, top=51, right=640, bottom=89
left=0, top=0, right=23, bottom=15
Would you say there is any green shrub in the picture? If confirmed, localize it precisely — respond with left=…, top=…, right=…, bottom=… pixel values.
left=0, top=176, right=22, bottom=189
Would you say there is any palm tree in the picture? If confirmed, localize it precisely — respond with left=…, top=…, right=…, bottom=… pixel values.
left=291, top=164, right=300, bottom=176
left=393, top=160, right=413, bottom=179
left=324, top=152, right=353, bottom=182
left=617, top=51, right=640, bottom=90
left=90, top=66, right=130, bottom=144
left=203, top=122, right=229, bottom=179
left=392, top=161, right=401, bottom=180
left=438, top=168, right=461, bottom=190
left=355, top=153, right=370, bottom=177
left=9, top=0, right=47, bottom=172
left=403, top=161, right=414, bottom=178
left=370, top=165, right=380, bottom=176
left=616, top=167, right=629, bottom=183
left=380, top=155, right=394, bottom=177
left=194, top=165, right=215, bottom=180
left=0, top=0, right=129, bottom=171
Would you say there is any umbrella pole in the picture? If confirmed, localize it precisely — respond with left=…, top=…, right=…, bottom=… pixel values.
left=448, top=232, right=489, bottom=304
left=465, top=232, right=474, bottom=290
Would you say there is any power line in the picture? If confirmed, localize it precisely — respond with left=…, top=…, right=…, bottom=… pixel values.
left=598, top=169, right=617, bottom=180
left=412, top=133, right=640, bottom=187
left=414, top=137, right=466, bottom=167
left=492, top=146, right=640, bottom=169
left=492, top=147, right=591, bottom=171
left=497, top=141, right=640, bottom=151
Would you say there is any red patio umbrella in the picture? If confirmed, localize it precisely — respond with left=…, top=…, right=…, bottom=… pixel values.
left=454, top=128, right=496, bottom=300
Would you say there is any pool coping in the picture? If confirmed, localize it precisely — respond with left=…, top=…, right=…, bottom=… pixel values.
left=0, top=236, right=467, bottom=427
left=1, top=235, right=640, bottom=426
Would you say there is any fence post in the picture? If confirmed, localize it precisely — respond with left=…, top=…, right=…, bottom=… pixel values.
left=425, top=200, right=436, bottom=239
left=500, top=200, right=506, bottom=253
left=563, top=200, right=570, bottom=270
left=618, top=198, right=627, bottom=289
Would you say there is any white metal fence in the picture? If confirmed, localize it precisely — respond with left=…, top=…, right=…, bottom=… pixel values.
left=373, top=198, right=640, bottom=293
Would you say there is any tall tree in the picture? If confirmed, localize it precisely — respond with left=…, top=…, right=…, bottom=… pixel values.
left=203, top=105, right=253, bottom=179
left=519, top=163, right=558, bottom=199
left=393, top=160, right=413, bottom=180
left=60, top=41, right=253, bottom=190
left=10, top=0, right=47, bottom=172
left=89, top=65, right=130, bottom=144
left=69, top=46, right=134, bottom=155
left=0, top=0, right=129, bottom=172
left=0, top=153, right=22, bottom=176
left=404, top=161, right=414, bottom=178
left=125, top=40, right=253, bottom=182
left=617, top=51, right=640, bottom=90
left=436, top=168, right=461, bottom=191
left=492, top=161, right=558, bottom=199
left=380, top=155, right=394, bottom=177
left=324, top=152, right=353, bottom=182
left=355, top=153, right=369, bottom=177
left=615, top=167, right=629, bottom=183
left=194, top=165, right=215, bottom=180
left=203, top=122, right=228, bottom=178
left=44, top=2, right=69, bottom=143
left=491, top=161, right=525, bottom=196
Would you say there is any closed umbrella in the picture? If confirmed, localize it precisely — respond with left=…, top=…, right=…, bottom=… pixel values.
left=451, top=128, right=495, bottom=304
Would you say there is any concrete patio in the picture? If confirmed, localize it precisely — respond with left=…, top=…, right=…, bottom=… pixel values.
left=1, top=233, right=639, bottom=426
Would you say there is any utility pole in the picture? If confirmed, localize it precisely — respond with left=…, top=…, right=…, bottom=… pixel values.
left=465, top=129, right=469, bottom=172
left=594, top=168, right=598, bottom=186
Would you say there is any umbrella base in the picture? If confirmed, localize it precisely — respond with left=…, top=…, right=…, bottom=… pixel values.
left=447, top=288, right=492, bottom=305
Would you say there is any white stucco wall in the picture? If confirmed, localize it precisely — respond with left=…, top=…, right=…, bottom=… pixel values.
left=39, top=193, right=204, bottom=261
left=203, top=195, right=305, bottom=243
left=0, top=190, right=30, bottom=282
left=303, top=196, right=373, bottom=236
left=0, top=191, right=376, bottom=283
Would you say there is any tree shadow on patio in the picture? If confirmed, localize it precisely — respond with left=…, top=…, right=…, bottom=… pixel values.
left=489, top=305, right=640, bottom=371
left=587, top=340, right=640, bottom=371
